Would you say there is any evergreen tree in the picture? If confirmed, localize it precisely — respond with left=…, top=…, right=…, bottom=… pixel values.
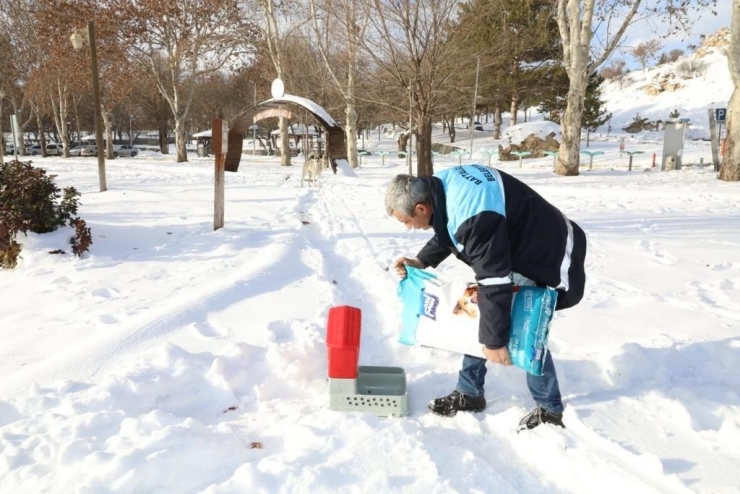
left=536, top=66, right=569, bottom=123
left=453, top=0, right=561, bottom=128
left=582, top=71, right=611, bottom=146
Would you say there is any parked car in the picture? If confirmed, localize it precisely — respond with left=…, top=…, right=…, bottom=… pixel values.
left=45, top=143, right=64, bottom=156
left=3, top=143, right=17, bottom=156
left=22, top=143, right=64, bottom=156
left=69, top=144, right=86, bottom=156
left=113, top=144, right=139, bottom=158
left=26, top=144, right=43, bottom=155
left=80, top=145, right=98, bottom=157
left=466, top=121, right=484, bottom=131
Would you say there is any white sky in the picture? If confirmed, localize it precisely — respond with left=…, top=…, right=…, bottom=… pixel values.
left=0, top=42, right=739, bottom=493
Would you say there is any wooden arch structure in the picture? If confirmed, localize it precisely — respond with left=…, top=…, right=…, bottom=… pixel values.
left=225, top=95, right=346, bottom=173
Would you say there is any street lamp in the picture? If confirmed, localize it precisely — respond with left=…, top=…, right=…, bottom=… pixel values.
left=469, top=56, right=480, bottom=159
left=70, top=21, right=106, bottom=192
left=408, top=85, right=413, bottom=175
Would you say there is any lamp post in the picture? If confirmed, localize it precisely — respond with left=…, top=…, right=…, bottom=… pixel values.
left=71, top=21, right=106, bottom=192
left=469, top=56, right=480, bottom=159
left=0, top=88, right=5, bottom=165
left=408, top=85, right=413, bottom=175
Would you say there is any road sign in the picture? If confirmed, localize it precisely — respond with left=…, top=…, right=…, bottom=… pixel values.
left=715, top=108, right=727, bottom=122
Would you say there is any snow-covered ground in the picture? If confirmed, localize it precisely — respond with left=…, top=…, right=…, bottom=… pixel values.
left=1, top=38, right=739, bottom=494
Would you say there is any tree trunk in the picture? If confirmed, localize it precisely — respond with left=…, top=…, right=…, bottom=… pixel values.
left=74, top=100, right=82, bottom=149
left=35, top=109, right=47, bottom=158
left=345, top=101, right=359, bottom=168
left=15, top=104, right=27, bottom=157
left=175, top=118, right=188, bottom=162
left=0, top=103, right=4, bottom=164
left=555, top=0, right=593, bottom=177
left=510, top=94, right=520, bottom=126
left=720, top=1, right=740, bottom=181
left=15, top=103, right=33, bottom=157
left=493, top=106, right=502, bottom=140
left=416, top=116, right=433, bottom=177
left=158, top=123, right=169, bottom=154
left=102, top=111, right=115, bottom=159
left=344, top=50, right=359, bottom=168
left=279, top=116, right=291, bottom=166
left=721, top=98, right=740, bottom=180
left=448, top=115, right=456, bottom=143
left=556, top=72, right=587, bottom=176
left=50, top=82, right=71, bottom=158
left=397, top=132, right=409, bottom=158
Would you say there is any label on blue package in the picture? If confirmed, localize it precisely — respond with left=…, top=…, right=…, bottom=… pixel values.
left=421, top=291, right=439, bottom=320
left=397, top=266, right=558, bottom=376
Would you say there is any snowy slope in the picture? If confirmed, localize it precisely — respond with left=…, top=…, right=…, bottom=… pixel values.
left=601, top=31, right=733, bottom=139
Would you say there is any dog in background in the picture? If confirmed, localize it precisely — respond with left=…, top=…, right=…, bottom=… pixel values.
left=453, top=284, right=479, bottom=318
left=301, top=156, right=324, bottom=187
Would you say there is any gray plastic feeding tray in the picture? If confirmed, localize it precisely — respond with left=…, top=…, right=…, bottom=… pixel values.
left=328, top=365, right=409, bottom=417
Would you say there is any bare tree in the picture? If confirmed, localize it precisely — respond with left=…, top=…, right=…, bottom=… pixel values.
left=630, top=39, right=662, bottom=71
left=0, top=0, right=46, bottom=155
left=361, top=0, right=468, bottom=176
left=554, top=0, right=716, bottom=176
left=258, top=0, right=308, bottom=167
left=720, top=0, right=740, bottom=181
left=35, top=0, right=134, bottom=159
left=309, top=0, right=369, bottom=168
left=117, top=0, right=257, bottom=162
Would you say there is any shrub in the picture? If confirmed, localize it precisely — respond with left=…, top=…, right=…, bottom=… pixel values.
left=599, top=59, right=627, bottom=81
left=70, top=218, right=92, bottom=256
left=676, top=58, right=707, bottom=78
left=668, top=48, right=685, bottom=62
left=622, top=114, right=661, bottom=133
left=657, top=50, right=683, bottom=66
left=0, top=160, right=92, bottom=269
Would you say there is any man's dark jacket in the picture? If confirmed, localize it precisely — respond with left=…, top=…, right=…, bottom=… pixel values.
left=415, top=165, right=587, bottom=349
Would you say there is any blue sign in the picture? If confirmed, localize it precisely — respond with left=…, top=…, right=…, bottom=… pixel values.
left=715, top=108, right=727, bottom=122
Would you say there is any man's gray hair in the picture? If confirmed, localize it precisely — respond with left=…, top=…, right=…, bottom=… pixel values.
left=384, top=174, right=430, bottom=216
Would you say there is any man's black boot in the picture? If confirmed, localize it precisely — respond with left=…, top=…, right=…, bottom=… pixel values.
left=517, top=406, right=565, bottom=432
left=428, top=390, right=486, bottom=417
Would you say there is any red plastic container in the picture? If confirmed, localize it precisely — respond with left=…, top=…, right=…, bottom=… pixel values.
left=326, top=305, right=362, bottom=378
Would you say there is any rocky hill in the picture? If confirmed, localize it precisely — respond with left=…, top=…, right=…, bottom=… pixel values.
left=600, top=28, right=732, bottom=139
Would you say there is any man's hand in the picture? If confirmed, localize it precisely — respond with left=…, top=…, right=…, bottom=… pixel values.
left=482, top=346, right=512, bottom=366
left=392, top=256, right=423, bottom=279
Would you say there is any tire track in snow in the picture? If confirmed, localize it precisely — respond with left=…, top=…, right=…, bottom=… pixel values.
left=0, top=232, right=299, bottom=397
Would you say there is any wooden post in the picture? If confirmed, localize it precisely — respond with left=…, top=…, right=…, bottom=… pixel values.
left=212, top=118, right=228, bottom=231
left=88, top=21, right=106, bottom=192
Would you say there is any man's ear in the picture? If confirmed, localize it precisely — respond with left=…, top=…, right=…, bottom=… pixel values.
left=415, top=203, right=429, bottom=215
